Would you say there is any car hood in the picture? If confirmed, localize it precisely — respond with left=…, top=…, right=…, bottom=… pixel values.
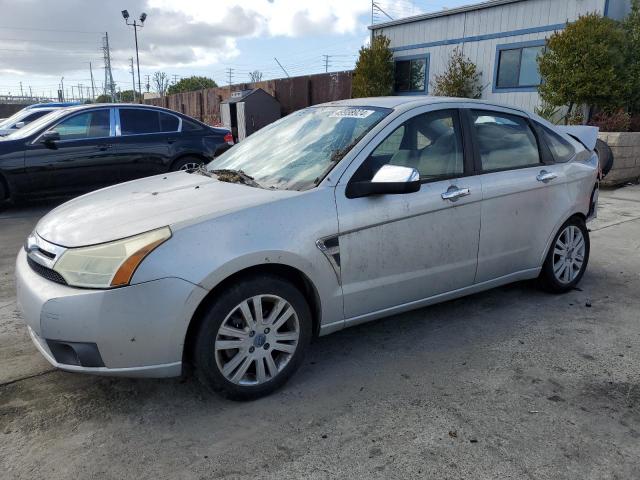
left=36, top=172, right=299, bottom=247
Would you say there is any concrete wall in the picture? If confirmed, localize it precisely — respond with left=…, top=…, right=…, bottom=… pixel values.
left=600, top=132, right=640, bottom=186
left=373, top=0, right=625, bottom=111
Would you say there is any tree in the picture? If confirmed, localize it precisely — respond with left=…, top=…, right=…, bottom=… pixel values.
left=624, top=0, right=640, bottom=113
left=166, top=75, right=217, bottom=95
left=352, top=35, right=394, bottom=98
left=153, top=71, right=170, bottom=97
left=431, top=47, right=483, bottom=99
left=538, top=13, right=629, bottom=122
left=118, top=89, right=135, bottom=102
left=249, top=70, right=263, bottom=83
left=95, top=94, right=112, bottom=103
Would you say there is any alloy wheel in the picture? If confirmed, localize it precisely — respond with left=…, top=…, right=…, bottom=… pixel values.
left=179, top=162, right=202, bottom=172
left=214, top=295, right=300, bottom=386
left=552, top=225, right=586, bottom=284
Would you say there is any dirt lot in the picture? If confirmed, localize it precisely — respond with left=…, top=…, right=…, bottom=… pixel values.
left=1, top=187, right=640, bottom=480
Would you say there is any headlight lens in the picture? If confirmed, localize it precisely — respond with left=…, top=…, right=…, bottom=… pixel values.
left=53, top=227, right=171, bottom=289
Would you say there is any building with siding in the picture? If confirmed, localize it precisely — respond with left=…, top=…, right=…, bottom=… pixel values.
left=370, top=0, right=632, bottom=111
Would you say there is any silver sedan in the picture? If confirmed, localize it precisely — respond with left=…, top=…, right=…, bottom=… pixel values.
left=16, top=97, right=599, bottom=399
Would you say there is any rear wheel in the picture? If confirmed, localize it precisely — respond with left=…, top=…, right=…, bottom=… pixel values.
left=171, top=156, right=205, bottom=172
left=193, top=274, right=312, bottom=400
left=538, top=217, right=590, bottom=293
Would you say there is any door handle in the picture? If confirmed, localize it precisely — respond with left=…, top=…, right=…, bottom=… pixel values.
left=536, top=170, right=557, bottom=183
left=95, top=144, right=114, bottom=151
left=167, top=137, right=177, bottom=144
left=441, top=186, right=471, bottom=201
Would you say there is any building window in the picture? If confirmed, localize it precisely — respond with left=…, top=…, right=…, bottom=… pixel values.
left=394, top=56, right=429, bottom=93
left=495, top=42, right=545, bottom=90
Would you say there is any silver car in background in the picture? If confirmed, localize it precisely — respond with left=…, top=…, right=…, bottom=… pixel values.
left=16, top=97, right=599, bottom=399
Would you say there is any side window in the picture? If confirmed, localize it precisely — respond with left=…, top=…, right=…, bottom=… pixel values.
left=356, top=110, right=464, bottom=181
left=120, top=109, right=161, bottom=135
left=542, top=126, right=575, bottom=163
left=159, top=112, right=179, bottom=132
left=50, top=110, right=110, bottom=140
left=23, top=110, right=50, bottom=124
left=182, top=119, right=202, bottom=131
left=471, top=111, right=541, bottom=171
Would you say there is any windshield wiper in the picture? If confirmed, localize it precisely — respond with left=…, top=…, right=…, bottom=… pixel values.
left=209, top=168, right=264, bottom=189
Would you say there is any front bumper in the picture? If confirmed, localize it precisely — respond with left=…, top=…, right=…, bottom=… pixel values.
left=16, top=249, right=207, bottom=378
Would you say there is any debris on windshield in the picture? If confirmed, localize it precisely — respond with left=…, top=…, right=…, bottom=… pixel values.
left=210, top=169, right=264, bottom=188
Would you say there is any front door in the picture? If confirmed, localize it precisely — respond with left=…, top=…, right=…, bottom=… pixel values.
left=468, top=109, right=570, bottom=282
left=335, top=108, right=481, bottom=320
left=25, top=108, right=119, bottom=195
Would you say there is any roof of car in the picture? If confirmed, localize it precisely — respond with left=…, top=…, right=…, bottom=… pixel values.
left=61, top=103, right=179, bottom=114
left=318, top=96, right=530, bottom=115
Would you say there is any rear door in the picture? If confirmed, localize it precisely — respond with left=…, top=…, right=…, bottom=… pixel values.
left=468, top=109, right=571, bottom=282
left=114, top=107, right=178, bottom=181
left=25, top=108, right=119, bottom=195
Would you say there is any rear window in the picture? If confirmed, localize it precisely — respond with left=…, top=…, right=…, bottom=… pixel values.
left=182, top=119, right=202, bottom=131
left=119, top=109, right=180, bottom=135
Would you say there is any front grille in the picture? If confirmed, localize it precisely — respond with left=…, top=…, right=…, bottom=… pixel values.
left=27, top=256, right=68, bottom=285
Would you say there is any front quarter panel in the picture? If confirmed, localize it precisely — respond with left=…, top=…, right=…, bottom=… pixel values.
left=132, top=187, right=344, bottom=332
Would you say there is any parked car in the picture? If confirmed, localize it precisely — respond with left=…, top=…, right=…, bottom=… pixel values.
left=0, top=102, right=79, bottom=136
left=0, top=104, right=233, bottom=202
left=16, top=97, right=599, bottom=399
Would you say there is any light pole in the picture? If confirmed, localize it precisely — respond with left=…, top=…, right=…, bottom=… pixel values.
left=122, top=9, right=147, bottom=102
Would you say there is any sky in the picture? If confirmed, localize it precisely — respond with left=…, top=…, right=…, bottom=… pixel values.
left=0, top=0, right=482, bottom=99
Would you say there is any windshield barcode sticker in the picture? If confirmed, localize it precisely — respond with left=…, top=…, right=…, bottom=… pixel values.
left=329, top=109, right=375, bottom=119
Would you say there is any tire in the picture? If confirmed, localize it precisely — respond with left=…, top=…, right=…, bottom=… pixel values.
left=0, top=179, right=7, bottom=210
left=538, top=217, right=590, bottom=293
left=594, top=139, right=614, bottom=178
left=170, top=156, right=205, bottom=172
left=193, top=274, right=312, bottom=400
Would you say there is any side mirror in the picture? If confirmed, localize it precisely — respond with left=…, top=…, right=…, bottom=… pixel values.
left=40, top=130, right=60, bottom=146
left=15, top=121, right=25, bottom=129
left=346, top=164, right=421, bottom=199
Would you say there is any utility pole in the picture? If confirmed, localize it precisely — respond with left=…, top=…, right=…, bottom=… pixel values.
left=172, top=74, right=179, bottom=84
left=89, top=62, right=96, bottom=100
left=274, top=57, right=290, bottom=78
left=19, top=82, right=24, bottom=98
left=226, top=68, right=234, bottom=85
left=78, top=83, right=83, bottom=101
left=29, top=86, right=33, bottom=99
left=145, top=74, right=150, bottom=92
left=322, top=55, right=330, bottom=73
left=60, top=76, right=65, bottom=101
left=130, top=57, right=136, bottom=102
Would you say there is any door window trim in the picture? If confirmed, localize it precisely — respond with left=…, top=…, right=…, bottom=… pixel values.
left=32, top=107, right=115, bottom=145
left=345, top=107, right=474, bottom=193
left=464, top=108, right=551, bottom=174
left=115, top=107, right=182, bottom=137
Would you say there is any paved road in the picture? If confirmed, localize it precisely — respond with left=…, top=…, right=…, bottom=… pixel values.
left=1, top=188, right=639, bottom=479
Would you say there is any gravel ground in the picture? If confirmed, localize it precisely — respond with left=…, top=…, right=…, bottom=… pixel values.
left=1, top=187, right=639, bottom=480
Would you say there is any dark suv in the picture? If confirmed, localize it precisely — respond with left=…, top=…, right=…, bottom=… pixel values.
left=0, top=104, right=233, bottom=202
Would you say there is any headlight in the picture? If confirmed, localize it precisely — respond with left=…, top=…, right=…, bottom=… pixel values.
left=53, top=227, right=171, bottom=289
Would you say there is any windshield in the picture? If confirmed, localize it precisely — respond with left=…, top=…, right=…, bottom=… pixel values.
left=0, top=109, right=32, bottom=129
left=4, top=108, right=70, bottom=140
left=208, top=106, right=390, bottom=190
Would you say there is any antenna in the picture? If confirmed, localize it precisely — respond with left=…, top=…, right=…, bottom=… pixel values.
left=274, top=58, right=290, bottom=78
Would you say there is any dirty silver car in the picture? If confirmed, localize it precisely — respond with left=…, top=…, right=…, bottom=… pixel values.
left=16, top=97, right=599, bottom=399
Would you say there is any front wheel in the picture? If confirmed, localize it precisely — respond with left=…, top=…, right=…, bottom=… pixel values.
left=538, top=217, right=590, bottom=293
left=193, top=275, right=312, bottom=400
